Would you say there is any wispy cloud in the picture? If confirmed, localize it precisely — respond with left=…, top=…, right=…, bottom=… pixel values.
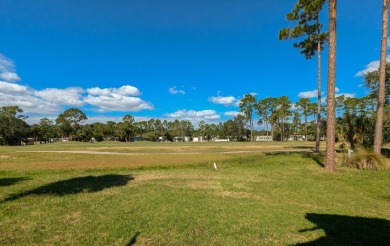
left=298, top=89, right=318, bottom=98
left=224, top=111, right=242, bottom=117
left=165, top=109, right=220, bottom=123
left=355, top=55, right=390, bottom=77
left=169, top=86, right=186, bottom=95
left=209, top=95, right=237, bottom=106
left=0, top=54, right=21, bottom=83
left=336, top=93, right=355, bottom=98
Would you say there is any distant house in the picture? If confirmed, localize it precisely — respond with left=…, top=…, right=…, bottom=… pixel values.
left=255, top=135, right=273, bottom=142
left=212, top=137, right=229, bottom=142
left=193, top=135, right=204, bottom=142
left=173, top=137, right=182, bottom=142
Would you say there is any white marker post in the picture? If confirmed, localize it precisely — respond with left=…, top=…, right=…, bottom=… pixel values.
left=213, top=162, right=218, bottom=170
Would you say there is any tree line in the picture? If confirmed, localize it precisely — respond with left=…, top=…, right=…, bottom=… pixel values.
left=1, top=63, right=388, bottom=147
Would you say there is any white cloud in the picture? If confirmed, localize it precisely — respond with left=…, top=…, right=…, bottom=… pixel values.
left=0, top=54, right=155, bottom=115
left=85, top=86, right=154, bottom=112
left=0, top=91, right=61, bottom=114
left=169, top=86, right=186, bottom=95
left=298, top=90, right=318, bottom=98
left=0, top=81, right=29, bottom=93
left=355, top=55, right=390, bottom=77
left=0, top=54, right=21, bottom=82
left=224, top=111, right=242, bottom=117
left=209, top=95, right=237, bottom=106
left=35, top=87, right=85, bottom=106
left=336, top=93, right=355, bottom=98
left=166, top=109, right=220, bottom=121
left=0, top=72, right=21, bottom=82
left=87, top=85, right=141, bottom=97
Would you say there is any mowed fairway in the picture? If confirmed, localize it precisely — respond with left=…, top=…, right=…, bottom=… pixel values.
left=0, top=141, right=389, bottom=245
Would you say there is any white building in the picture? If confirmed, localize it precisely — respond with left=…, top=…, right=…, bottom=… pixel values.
left=255, top=135, right=273, bottom=141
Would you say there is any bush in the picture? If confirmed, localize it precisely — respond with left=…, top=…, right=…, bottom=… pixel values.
left=339, top=148, right=387, bottom=170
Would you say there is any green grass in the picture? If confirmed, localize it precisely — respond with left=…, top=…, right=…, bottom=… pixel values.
left=0, top=142, right=389, bottom=245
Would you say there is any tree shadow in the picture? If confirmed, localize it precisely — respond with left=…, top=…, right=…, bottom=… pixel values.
left=0, top=177, right=30, bottom=187
left=301, top=152, right=325, bottom=168
left=284, top=145, right=315, bottom=151
left=126, top=231, right=141, bottom=246
left=1, top=174, right=133, bottom=203
left=296, top=213, right=390, bottom=245
left=264, top=152, right=325, bottom=167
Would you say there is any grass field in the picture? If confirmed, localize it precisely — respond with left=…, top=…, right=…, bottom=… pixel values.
left=0, top=141, right=389, bottom=245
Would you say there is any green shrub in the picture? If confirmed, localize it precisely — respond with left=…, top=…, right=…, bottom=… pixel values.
left=339, top=148, right=386, bottom=170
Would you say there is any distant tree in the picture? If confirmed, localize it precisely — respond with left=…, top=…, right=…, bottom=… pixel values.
left=105, top=121, right=117, bottom=140
left=292, top=110, right=302, bottom=140
left=374, top=0, right=390, bottom=154
left=275, top=96, right=292, bottom=141
left=56, top=108, right=87, bottom=140
left=295, top=98, right=311, bottom=141
left=325, top=0, right=337, bottom=171
left=234, top=114, right=246, bottom=141
left=239, top=94, right=257, bottom=141
left=122, top=114, right=135, bottom=142
left=38, top=118, right=55, bottom=143
left=364, top=63, right=390, bottom=103
left=256, top=97, right=276, bottom=140
left=0, top=106, right=30, bottom=145
left=198, top=120, right=206, bottom=139
left=279, top=0, right=327, bottom=152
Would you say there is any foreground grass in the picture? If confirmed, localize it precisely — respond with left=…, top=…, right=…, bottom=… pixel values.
left=0, top=143, right=389, bottom=245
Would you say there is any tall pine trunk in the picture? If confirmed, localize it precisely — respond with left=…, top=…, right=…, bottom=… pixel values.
left=316, top=36, right=322, bottom=152
left=374, top=0, right=389, bottom=154
left=325, top=0, right=337, bottom=171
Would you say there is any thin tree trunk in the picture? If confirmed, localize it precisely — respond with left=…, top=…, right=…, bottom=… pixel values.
left=305, top=113, right=308, bottom=141
left=325, top=0, right=337, bottom=171
left=316, top=36, right=322, bottom=153
left=374, top=0, right=389, bottom=154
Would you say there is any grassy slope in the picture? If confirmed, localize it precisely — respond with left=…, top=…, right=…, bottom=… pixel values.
left=0, top=142, right=389, bottom=245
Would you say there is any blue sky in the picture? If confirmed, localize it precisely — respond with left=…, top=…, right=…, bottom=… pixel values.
left=0, top=0, right=386, bottom=126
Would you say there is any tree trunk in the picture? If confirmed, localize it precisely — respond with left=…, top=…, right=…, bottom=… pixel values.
left=315, top=36, right=322, bottom=153
left=374, top=0, right=389, bottom=154
left=251, top=118, right=254, bottom=142
left=304, top=113, right=308, bottom=141
left=325, top=0, right=337, bottom=171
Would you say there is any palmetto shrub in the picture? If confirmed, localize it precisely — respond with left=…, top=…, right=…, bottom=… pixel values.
left=339, top=148, right=387, bottom=170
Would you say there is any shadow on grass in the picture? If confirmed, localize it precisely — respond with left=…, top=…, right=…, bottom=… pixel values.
left=264, top=152, right=325, bottom=167
left=0, top=177, right=30, bottom=187
left=1, top=174, right=133, bottom=203
left=284, top=145, right=315, bottom=151
left=126, top=231, right=141, bottom=246
left=296, top=213, right=390, bottom=245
